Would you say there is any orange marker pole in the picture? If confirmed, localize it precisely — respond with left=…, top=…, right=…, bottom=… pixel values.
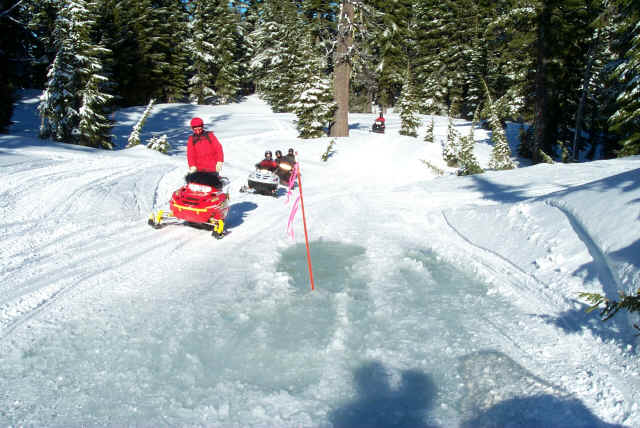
left=296, top=167, right=315, bottom=291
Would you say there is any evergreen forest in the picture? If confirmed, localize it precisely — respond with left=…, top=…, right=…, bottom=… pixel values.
left=1, top=0, right=638, bottom=159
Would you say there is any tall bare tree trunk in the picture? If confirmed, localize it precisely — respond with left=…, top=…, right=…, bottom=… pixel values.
left=532, top=4, right=550, bottom=163
left=330, top=0, right=354, bottom=137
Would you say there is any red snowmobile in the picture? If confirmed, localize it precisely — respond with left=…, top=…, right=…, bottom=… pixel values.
left=148, top=171, right=230, bottom=238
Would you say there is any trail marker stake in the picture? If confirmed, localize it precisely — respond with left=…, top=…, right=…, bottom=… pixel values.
left=297, top=167, right=315, bottom=291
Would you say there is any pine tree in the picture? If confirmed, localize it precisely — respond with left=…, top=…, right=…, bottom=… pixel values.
left=233, top=0, right=256, bottom=95
left=610, top=5, right=640, bottom=156
left=463, top=6, right=486, bottom=119
left=25, top=0, right=59, bottom=87
left=158, top=0, right=188, bottom=103
left=484, top=80, right=515, bottom=170
left=457, top=123, right=483, bottom=176
left=38, top=0, right=113, bottom=148
left=441, top=0, right=476, bottom=116
left=126, top=98, right=155, bottom=148
left=443, top=115, right=460, bottom=166
left=290, top=33, right=336, bottom=139
left=211, top=0, right=242, bottom=103
left=77, top=67, right=114, bottom=149
left=370, top=0, right=413, bottom=109
left=424, top=118, right=435, bottom=143
left=350, top=2, right=380, bottom=113
left=188, top=0, right=219, bottom=103
left=413, top=0, right=477, bottom=116
left=398, top=71, right=421, bottom=137
left=105, top=0, right=187, bottom=106
left=146, top=134, right=171, bottom=153
left=250, top=0, right=300, bottom=112
left=413, top=0, right=447, bottom=114
left=482, top=1, right=537, bottom=123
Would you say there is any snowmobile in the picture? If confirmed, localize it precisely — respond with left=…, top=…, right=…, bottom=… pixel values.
left=148, top=171, right=230, bottom=238
left=239, top=168, right=280, bottom=196
left=371, top=120, right=385, bottom=134
left=275, top=160, right=294, bottom=185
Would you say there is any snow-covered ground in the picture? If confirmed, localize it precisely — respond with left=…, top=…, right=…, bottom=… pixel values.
left=1, top=92, right=639, bottom=427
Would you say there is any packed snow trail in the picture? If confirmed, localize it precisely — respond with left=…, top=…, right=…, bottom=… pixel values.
left=1, top=94, right=639, bottom=426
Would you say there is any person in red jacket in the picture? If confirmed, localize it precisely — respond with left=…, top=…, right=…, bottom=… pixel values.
left=255, top=150, right=278, bottom=171
left=187, top=117, right=224, bottom=174
left=375, top=112, right=385, bottom=124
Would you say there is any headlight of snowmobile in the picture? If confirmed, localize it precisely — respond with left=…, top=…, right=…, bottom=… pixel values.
left=279, top=163, right=292, bottom=171
left=188, top=183, right=212, bottom=193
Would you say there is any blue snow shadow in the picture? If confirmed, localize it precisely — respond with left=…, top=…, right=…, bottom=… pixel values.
left=457, top=350, right=625, bottom=428
left=111, top=102, right=232, bottom=152
left=225, top=201, right=258, bottom=228
left=329, top=361, right=438, bottom=428
left=462, top=395, right=625, bottom=428
left=537, top=301, right=638, bottom=349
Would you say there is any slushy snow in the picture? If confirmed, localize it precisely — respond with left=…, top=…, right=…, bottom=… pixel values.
left=1, top=91, right=639, bottom=427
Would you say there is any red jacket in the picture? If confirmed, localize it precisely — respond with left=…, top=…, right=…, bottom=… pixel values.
left=187, top=131, right=224, bottom=172
left=376, top=116, right=385, bottom=123
left=256, top=159, right=278, bottom=171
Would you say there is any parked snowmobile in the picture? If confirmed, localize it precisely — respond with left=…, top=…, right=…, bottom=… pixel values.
left=148, top=171, right=230, bottom=238
left=239, top=168, right=280, bottom=196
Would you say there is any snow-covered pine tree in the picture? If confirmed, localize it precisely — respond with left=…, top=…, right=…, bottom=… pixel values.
left=370, top=0, right=412, bottom=109
left=441, top=0, right=476, bottom=116
left=77, top=70, right=114, bottom=149
left=146, top=134, right=170, bottom=153
left=157, top=0, right=188, bottom=103
left=412, top=0, right=448, bottom=115
left=424, top=117, right=434, bottom=143
left=105, top=0, right=186, bottom=106
left=290, top=32, right=336, bottom=139
left=483, top=80, right=515, bottom=170
left=126, top=98, right=155, bottom=148
left=398, top=70, right=421, bottom=137
left=443, top=115, right=460, bottom=167
left=463, top=8, right=485, bottom=120
left=610, top=18, right=640, bottom=156
left=350, top=3, right=380, bottom=113
left=233, top=1, right=257, bottom=95
left=482, top=4, right=537, bottom=123
left=38, top=0, right=114, bottom=148
left=457, top=120, right=483, bottom=176
left=188, top=0, right=218, bottom=103
left=211, top=0, right=242, bottom=103
left=249, top=0, right=299, bottom=112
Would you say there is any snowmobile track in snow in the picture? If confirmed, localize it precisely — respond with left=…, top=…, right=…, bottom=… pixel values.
left=440, top=210, right=562, bottom=313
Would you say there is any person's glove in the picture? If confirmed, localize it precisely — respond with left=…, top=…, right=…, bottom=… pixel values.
left=189, top=166, right=197, bottom=173
left=216, top=162, right=223, bottom=173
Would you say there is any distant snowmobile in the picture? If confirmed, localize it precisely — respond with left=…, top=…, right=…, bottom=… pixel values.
left=371, top=119, right=385, bottom=134
left=148, top=171, right=230, bottom=238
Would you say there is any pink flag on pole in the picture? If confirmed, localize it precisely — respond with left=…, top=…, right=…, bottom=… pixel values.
left=286, top=163, right=300, bottom=239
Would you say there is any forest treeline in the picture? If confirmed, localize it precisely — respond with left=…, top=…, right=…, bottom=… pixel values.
left=0, top=0, right=638, bottom=158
